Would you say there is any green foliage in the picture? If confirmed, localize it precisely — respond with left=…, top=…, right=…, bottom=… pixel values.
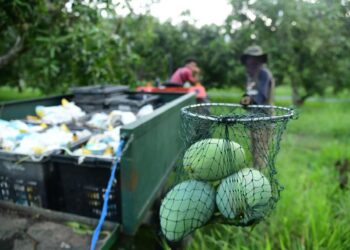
left=225, top=0, right=350, bottom=104
left=0, top=1, right=138, bottom=93
left=119, top=17, right=244, bottom=88
left=0, top=0, right=349, bottom=101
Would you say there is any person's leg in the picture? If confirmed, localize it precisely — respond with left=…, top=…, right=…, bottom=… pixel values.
left=251, top=124, right=271, bottom=169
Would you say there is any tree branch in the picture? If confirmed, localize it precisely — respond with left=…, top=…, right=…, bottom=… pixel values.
left=0, top=36, right=24, bottom=69
left=124, top=0, right=135, bottom=15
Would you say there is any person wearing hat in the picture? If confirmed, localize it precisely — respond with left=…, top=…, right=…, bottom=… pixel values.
left=240, top=45, right=275, bottom=106
left=240, top=45, right=275, bottom=169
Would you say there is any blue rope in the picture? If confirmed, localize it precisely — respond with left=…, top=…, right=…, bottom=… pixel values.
left=90, top=139, right=125, bottom=250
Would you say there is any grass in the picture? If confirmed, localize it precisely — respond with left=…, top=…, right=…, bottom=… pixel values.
left=208, top=85, right=350, bottom=100
left=0, top=86, right=42, bottom=102
left=208, top=85, right=292, bottom=98
left=188, top=91, right=350, bottom=250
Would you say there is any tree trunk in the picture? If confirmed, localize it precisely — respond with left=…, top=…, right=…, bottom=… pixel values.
left=291, top=81, right=312, bottom=106
left=0, top=36, right=24, bottom=70
left=291, top=80, right=302, bottom=106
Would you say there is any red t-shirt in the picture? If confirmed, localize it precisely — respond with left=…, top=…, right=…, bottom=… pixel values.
left=170, top=67, right=196, bottom=84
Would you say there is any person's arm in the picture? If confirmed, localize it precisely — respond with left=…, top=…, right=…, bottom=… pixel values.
left=183, top=68, right=198, bottom=85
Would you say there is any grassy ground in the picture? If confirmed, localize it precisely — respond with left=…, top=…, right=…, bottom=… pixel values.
left=0, top=86, right=42, bottom=102
left=209, top=85, right=350, bottom=100
left=188, top=90, right=350, bottom=250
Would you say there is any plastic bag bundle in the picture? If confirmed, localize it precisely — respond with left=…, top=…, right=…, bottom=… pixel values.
left=35, top=99, right=86, bottom=125
left=0, top=120, right=91, bottom=156
left=160, top=103, right=294, bottom=241
left=72, top=127, right=121, bottom=158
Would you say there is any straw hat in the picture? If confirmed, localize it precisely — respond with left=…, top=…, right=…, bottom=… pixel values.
left=240, top=45, right=268, bottom=64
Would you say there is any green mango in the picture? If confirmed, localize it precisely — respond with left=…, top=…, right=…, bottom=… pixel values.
left=216, top=168, right=272, bottom=223
left=160, top=180, right=215, bottom=241
left=183, top=138, right=245, bottom=181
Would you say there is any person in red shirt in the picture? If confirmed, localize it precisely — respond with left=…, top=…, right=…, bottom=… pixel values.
left=169, top=58, right=200, bottom=86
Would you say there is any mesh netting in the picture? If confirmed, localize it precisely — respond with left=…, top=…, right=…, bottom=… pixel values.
left=159, top=103, right=294, bottom=242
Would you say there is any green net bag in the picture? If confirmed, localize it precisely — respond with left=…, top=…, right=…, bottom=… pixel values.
left=159, top=103, right=294, bottom=242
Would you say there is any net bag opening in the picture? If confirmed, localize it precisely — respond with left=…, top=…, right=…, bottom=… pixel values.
left=159, top=103, right=294, bottom=242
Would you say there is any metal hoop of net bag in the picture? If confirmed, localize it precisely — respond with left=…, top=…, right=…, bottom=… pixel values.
left=159, top=103, right=294, bottom=242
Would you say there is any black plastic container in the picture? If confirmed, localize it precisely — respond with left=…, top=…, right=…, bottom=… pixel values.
left=51, top=154, right=121, bottom=222
left=76, top=103, right=105, bottom=113
left=72, top=85, right=128, bottom=101
left=0, top=126, right=90, bottom=209
left=0, top=152, right=57, bottom=208
left=105, top=93, right=161, bottom=113
left=71, top=85, right=129, bottom=113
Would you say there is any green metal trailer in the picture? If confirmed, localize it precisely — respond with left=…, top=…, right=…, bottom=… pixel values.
left=0, top=92, right=196, bottom=249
